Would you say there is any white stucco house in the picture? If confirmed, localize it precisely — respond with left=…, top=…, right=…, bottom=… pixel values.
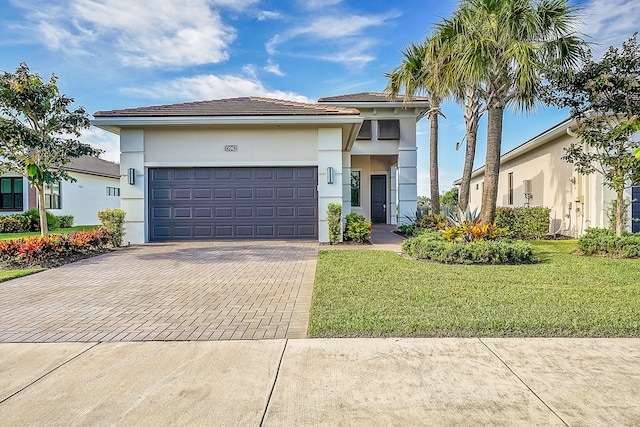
left=92, top=93, right=429, bottom=244
left=0, top=156, right=121, bottom=225
left=456, top=118, right=640, bottom=237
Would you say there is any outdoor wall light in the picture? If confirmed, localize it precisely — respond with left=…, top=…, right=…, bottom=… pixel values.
left=327, top=167, right=334, bottom=184
left=127, top=168, right=135, bottom=185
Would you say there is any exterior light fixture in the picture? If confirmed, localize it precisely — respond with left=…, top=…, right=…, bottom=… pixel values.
left=327, top=167, right=334, bottom=184
left=127, top=168, right=135, bottom=185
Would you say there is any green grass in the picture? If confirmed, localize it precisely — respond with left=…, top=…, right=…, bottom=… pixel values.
left=309, top=240, right=640, bottom=338
left=0, top=268, right=44, bottom=282
left=0, top=225, right=99, bottom=241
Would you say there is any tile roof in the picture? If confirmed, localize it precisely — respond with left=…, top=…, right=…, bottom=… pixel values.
left=94, top=97, right=360, bottom=118
left=65, top=156, right=120, bottom=179
left=318, top=92, right=430, bottom=103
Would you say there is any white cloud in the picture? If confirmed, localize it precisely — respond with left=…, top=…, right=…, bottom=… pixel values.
left=14, top=0, right=241, bottom=68
left=81, top=126, right=120, bottom=163
left=265, top=11, right=400, bottom=66
left=300, top=0, right=342, bottom=10
left=264, top=59, right=284, bottom=76
left=124, top=72, right=311, bottom=103
left=578, top=0, right=640, bottom=58
left=257, top=10, right=281, bottom=21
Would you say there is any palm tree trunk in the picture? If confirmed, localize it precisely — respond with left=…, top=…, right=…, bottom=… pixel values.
left=36, top=184, right=48, bottom=236
left=458, top=88, right=481, bottom=210
left=480, top=105, right=504, bottom=224
left=429, top=111, right=440, bottom=215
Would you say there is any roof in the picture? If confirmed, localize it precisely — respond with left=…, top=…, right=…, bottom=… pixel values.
left=94, top=97, right=360, bottom=118
left=318, top=92, right=430, bottom=103
left=453, top=118, right=575, bottom=185
left=65, top=156, right=120, bottom=179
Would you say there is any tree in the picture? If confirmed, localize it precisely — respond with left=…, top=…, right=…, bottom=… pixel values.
left=0, top=63, right=100, bottom=236
left=385, top=38, right=447, bottom=215
left=438, top=0, right=584, bottom=223
left=545, top=34, right=640, bottom=236
left=440, top=187, right=459, bottom=209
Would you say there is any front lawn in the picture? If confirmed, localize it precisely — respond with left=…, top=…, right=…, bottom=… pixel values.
left=0, top=268, right=44, bottom=283
left=0, top=226, right=99, bottom=241
left=309, top=240, right=640, bottom=337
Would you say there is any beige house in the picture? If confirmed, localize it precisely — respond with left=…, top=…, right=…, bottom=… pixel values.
left=457, top=118, right=640, bottom=237
left=93, top=94, right=429, bottom=243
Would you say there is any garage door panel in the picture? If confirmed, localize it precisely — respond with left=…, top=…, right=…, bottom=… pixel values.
left=149, top=167, right=317, bottom=240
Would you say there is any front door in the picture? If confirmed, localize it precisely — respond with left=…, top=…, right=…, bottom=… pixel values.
left=371, top=175, right=386, bottom=223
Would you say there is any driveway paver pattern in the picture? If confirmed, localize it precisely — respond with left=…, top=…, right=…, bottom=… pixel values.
left=0, top=241, right=317, bottom=343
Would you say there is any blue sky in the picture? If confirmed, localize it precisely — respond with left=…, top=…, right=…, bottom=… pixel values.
left=1, top=0, right=638, bottom=195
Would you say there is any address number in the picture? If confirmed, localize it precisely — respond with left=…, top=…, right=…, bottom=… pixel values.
left=225, top=145, right=238, bottom=152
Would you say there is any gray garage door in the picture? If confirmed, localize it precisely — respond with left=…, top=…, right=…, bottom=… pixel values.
left=149, top=167, right=318, bottom=240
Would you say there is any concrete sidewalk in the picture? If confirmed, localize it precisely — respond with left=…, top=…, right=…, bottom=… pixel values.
left=2, top=338, right=639, bottom=426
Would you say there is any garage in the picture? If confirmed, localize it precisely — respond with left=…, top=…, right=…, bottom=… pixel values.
left=148, top=167, right=318, bottom=240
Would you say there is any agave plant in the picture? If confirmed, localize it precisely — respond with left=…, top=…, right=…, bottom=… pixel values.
left=448, top=205, right=480, bottom=227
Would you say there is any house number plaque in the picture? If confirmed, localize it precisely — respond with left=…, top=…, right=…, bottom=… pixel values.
left=225, top=145, right=238, bottom=152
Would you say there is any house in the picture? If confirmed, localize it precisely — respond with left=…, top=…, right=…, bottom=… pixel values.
left=92, top=94, right=429, bottom=244
left=455, top=118, right=640, bottom=236
left=0, top=156, right=121, bottom=226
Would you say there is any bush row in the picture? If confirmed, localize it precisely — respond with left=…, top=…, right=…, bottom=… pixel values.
left=402, top=230, right=535, bottom=264
left=0, top=209, right=74, bottom=233
left=0, top=228, right=113, bottom=268
left=577, top=228, right=640, bottom=258
left=494, top=207, right=551, bottom=239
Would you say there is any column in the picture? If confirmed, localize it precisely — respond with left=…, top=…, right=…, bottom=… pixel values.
left=317, top=128, right=344, bottom=243
left=119, top=129, right=145, bottom=244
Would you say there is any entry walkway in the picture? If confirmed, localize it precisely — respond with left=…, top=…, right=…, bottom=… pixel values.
left=1, top=338, right=639, bottom=425
left=0, top=241, right=318, bottom=343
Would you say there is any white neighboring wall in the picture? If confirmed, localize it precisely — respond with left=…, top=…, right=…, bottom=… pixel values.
left=48, top=172, right=120, bottom=225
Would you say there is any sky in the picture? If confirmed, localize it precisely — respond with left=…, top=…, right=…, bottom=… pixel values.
left=1, top=0, right=638, bottom=196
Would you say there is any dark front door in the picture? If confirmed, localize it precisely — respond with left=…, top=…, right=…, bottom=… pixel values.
left=370, top=175, right=386, bottom=224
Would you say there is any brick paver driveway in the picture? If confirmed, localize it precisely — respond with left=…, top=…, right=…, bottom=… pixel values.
left=0, top=241, right=318, bottom=343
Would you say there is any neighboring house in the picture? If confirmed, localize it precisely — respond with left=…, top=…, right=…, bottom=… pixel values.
left=0, top=156, right=121, bottom=226
left=92, top=94, right=429, bottom=244
left=455, top=118, right=640, bottom=237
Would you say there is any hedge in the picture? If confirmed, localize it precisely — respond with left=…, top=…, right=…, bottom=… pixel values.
left=495, top=207, right=551, bottom=239
left=577, top=228, right=640, bottom=258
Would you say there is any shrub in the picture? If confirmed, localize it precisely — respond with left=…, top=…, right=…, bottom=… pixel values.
left=344, top=212, right=372, bottom=243
left=0, top=214, right=32, bottom=233
left=577, top=227, right=640, bottom=258
left=402, top=232, right=534, bottom=264
left=327, top=203, right=342, bottom=244
left=57, top=215, right=74, bottom=228
left=397, top=224, right=415, bottom=236
left=0, top=228, right=113, bottom=267
left=495, top=207, right=551, bottom=239
left=23, top=208, right=59, bottom=231
left=98, top=209, right=126, bottom=247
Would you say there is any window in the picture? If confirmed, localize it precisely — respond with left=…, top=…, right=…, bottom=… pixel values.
left=106, top=186, right=120, bottom=196
left=508, top=172, right=514, bottom=205
left=356, top=120, right=372, bottom=140
left=44, top=183, right=60, bottom=209
left=378, top=120, right=400, bottom=140
left=0, top=177, right=23, bottom=210
left=350, top=171, right=361, bottom=207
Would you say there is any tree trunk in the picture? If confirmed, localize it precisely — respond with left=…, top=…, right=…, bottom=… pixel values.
left=429, top=110, right=440, bottom=216
left=458, top=89, right=481, bottom=211
left=616, top=189, right=624, bottom=237
left=480, top=105, right=504, bottom=224
left=36, top=184, right=48, bottom=236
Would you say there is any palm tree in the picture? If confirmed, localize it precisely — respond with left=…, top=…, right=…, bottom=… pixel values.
left=385, top=39, right=447, bottom=215
left=439, top=0, right=584, bottom=223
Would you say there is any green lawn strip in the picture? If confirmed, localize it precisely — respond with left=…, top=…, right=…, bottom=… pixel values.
left=0, top=225, right=99, bottom=241
left=0, top=268, right=44, bottom=283
left=309, top=240, right=640, bottom=338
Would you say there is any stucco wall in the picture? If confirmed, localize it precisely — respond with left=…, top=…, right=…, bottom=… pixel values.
left=50, top=173, right=120, bottom=225
left=144, top=127, right=318, bottom=166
